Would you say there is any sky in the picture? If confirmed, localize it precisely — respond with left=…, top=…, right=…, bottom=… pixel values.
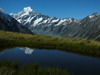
left=0, top=0, right=100, bottom=19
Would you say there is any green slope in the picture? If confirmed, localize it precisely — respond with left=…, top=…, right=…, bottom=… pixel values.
left=0, top=31, right=100, bottom=58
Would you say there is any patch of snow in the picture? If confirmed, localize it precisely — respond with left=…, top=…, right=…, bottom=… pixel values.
left=89, top=13, right=100, bottom=18
left=43, top=20, right=48, bottom=23
left=24, top=16, right=35, bottom=24
left=24, top=17, right=31, bottom=24
left=10, top=13, right=14, bottom=15
left=33, top=17, right=43, bottom=26
left=48, top=18, right=53, bottom=23
left=27, top=16, right=34, bottom=22
left=68, top=18, right=72, bottom=23
left=17, top=19, right=21, bottom=23
left=52, top=19, right=59, bottom=23
left=89, top=15, right=94, bottom=18
left=29, top=17, right=34, bottom=22
left=56, top=19, right=67, bottom=26
left=23, top=7, right=33, bottom=13
left=20, top=12, right=29, bottom=17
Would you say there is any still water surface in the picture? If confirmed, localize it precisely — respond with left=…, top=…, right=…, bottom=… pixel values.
left=0, top=47, right=100, bottom=75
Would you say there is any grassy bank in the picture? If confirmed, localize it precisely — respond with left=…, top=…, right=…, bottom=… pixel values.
left=0, top=31, right=100, bottom=57
left=0, top=60, right=70, bottom=75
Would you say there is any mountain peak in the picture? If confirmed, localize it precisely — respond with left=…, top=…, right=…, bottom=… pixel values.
left=89, top=13, right=100, bottom=18
left=23, top=6, right=33, bottom=13
left=92, top=12, right=99, bottom=15
left=11, top=6, right=36, bottom=19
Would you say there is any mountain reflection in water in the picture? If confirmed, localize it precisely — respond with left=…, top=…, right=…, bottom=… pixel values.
left=20, top=47, right=34, bottom=54
left=0, top=47, right=100, bottom=75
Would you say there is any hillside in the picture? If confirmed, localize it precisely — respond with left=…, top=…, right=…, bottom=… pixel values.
left=0, top=31, right=100, bottom=58
left=0, top=8, right=33, bottom=34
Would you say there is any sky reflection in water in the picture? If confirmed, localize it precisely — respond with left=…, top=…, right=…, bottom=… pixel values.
left=0, top=47, right=100, bottom=75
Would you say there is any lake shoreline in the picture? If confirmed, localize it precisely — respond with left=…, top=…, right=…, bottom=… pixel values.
left=0, top=31, right=100, bottom=58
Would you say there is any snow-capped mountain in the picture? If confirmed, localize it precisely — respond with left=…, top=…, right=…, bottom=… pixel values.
left=0, top=8, right=33, bottom=34
left=61, top=13, right=100, bottom=40
left=10, top=7, right=100, bottom=41
left=10, top=7, right=77, bottom=36
left=10, top=7, right=50, bottom=27
left=10, top=7, right=76, bottom=28
left=20, top=47, right=34, bottom=54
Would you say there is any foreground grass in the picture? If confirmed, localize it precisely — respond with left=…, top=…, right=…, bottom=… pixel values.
left=0, top=31, right=100, bottom=57
left=0, top=60, right=70, bottom=75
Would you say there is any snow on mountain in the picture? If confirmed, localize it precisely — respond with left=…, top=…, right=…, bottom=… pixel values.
left=52, top=19, right=59, bottom=23
left=89, top=15, right=94, bottom=18
left=10, top=7, right=76, bottom=27
left=0, top=8, right=33, bottom=34
left=68, top=18, right=73, bottom=23
left=10, top=7, right=100, bottom=40
left=20, top=7, right=34, bottom=18
left=34, top=17, right=43, bottom=25
left=55, top=18, right=74, bottom=26
left=89, top=13, right=100, bottom=18
left=10, top=7, right=36, bottom=22
left=23, top=6, right=33, bottom=12
left=43, top=20, right=48, bottom=23
left=56, top=19, right=67, bottom=25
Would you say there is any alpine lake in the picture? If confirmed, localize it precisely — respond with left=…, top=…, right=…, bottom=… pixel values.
left=0, top=47, right=100, bottom=75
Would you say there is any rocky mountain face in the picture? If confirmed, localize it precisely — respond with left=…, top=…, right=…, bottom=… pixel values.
left=0, top=8, right=33, bottom=34
left=10, top=7, right=77, bottom=36
left=61, top=13, right=100, bottom=40
left=10, top=7, right=100, bottom=41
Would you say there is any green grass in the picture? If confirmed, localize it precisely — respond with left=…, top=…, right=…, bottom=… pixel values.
left=0, top=31, right=100, bottom=57
left=0, top=60, right=70, bottom=75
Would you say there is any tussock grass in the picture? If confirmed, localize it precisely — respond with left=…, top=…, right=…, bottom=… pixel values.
left=0, top=60, right=70, bottom=75
left=0, top=31, right=100, bottom=57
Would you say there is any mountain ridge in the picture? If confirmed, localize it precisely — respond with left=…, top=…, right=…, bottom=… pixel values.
left=10, top=7, right=100, bottom=40
left=0, top=8, right=33, bottom=34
